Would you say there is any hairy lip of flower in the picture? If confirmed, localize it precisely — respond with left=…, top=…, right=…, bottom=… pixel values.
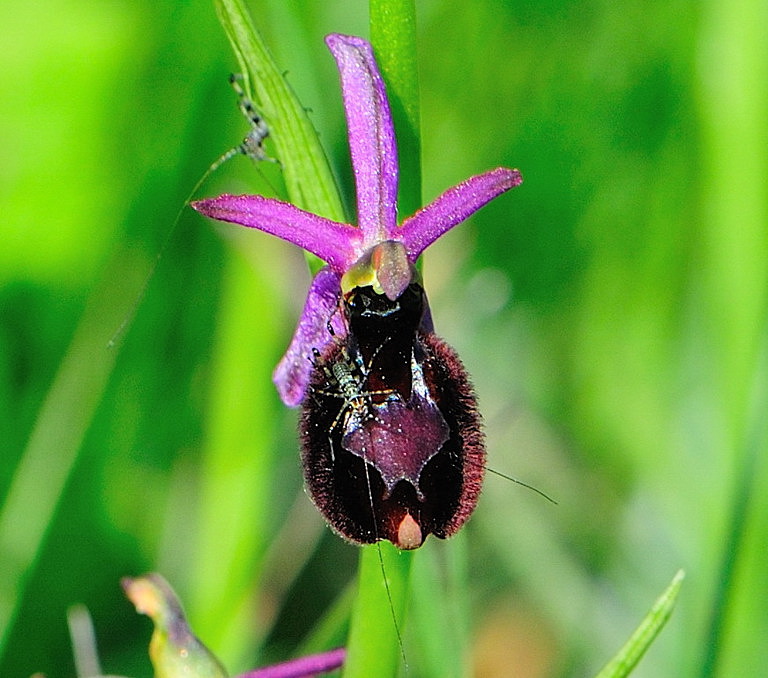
left=300, top=281, right=485, bottom=548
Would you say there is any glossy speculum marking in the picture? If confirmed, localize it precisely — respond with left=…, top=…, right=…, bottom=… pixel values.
left=299, top=283, right=485, bottom=550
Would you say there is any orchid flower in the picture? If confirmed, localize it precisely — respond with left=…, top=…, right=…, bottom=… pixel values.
left=193, top=34, right=521, bottom=409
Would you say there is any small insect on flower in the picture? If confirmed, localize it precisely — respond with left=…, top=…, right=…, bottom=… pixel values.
left=300, top=249, right=485, bottom=549
left=308, top=340, right=398, bottom=463
left=192, top=34, right=523, bottom=549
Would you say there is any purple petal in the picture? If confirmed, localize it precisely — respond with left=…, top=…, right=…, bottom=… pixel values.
left=398, top=167, right=522, bottom=260
left=326, top=34, right=399, bottom=247
left=234, top=648, right=345, bottom=678
left=192, top=194, right=360, bottom=272
left=273, top=267, right=346, bottom=407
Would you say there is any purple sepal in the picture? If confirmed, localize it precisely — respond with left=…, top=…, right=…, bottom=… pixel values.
left=273, top=267, right=346, bottom=407
left=326, top=34, right=399, bottom=248
left=191, top=194, right=360, bottom=273
left=399, top=167, right=523, bottom=261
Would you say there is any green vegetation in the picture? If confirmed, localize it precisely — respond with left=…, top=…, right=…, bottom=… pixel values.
left=1, top=0, right=765, bottom=676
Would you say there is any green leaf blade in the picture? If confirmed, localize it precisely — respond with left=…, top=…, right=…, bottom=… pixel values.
left=595, top=569, right=685, bottom=678
left=214, top=0, right=345, bottom=223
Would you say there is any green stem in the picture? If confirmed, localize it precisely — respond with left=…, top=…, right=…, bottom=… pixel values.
left=699, top=443, right=756, bottom=677
left=370, top=0, right=421, bottom=218
left=696, top=0, right=768, bottom=673
left=699, top=314, right=768, bottom=677
left=343, top=543, right=414, bottom=677
left=342, top=6, right=421, bottom=677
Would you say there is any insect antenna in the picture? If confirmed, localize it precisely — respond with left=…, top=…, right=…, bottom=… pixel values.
left=486, top=466, right=558, bottom=505
left=107, top=74, right=277, bottom=349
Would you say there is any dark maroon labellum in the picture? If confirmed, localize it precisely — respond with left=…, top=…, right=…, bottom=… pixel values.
left=299, top=284, right=485, bottom=549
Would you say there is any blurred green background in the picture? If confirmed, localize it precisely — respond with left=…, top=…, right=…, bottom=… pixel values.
left=1, top=0, right=766, bottom=677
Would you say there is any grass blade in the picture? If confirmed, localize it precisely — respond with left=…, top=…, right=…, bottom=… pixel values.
left=594, top=570, right=685, bottom=678
left=214, top=0, right=345, bottom=223
left=0, top=262, right=139, bottom=659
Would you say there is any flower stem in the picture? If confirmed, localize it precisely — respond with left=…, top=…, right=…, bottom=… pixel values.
left=696, top=0, right=768, bottom=673
left=341, top=6, right=421, bottom=676
left=343, top=543, right=414, bottom=677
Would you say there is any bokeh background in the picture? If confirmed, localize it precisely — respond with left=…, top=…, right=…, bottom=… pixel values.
left=2, top=0, right=766, bottom=676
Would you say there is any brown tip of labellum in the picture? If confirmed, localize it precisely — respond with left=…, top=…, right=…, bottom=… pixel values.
left=396, top=512, right=423, bottom=550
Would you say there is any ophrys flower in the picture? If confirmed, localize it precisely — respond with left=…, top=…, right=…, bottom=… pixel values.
left=193, top=34, right=522, bottom=547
